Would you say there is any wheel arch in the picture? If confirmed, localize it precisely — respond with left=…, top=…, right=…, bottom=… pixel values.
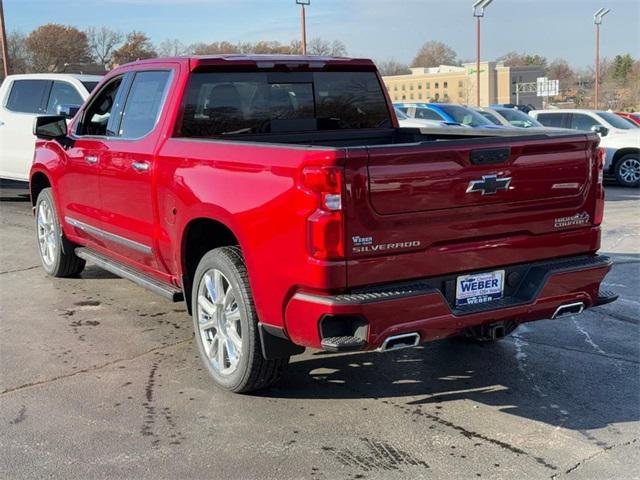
left=29, top=170, right=52, bottom=207
left=612, top=147, right=640, bottom=167
left=180, top=216, right=241, bottom=314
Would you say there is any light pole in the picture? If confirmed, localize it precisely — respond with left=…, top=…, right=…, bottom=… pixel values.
left=593, top=7, right=611, bottom=109
left=472, top=0, right=493, bottom=107
left=0, top=0, right=9, bottom=78
left=296, top=0, right=310, bottom=55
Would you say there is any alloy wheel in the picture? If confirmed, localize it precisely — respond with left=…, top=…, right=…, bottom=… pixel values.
left=196, top=268, right=243, bottom=376
left=619, top=158, right=640, bottom=184
left=36, top=200, right=57, bottom=267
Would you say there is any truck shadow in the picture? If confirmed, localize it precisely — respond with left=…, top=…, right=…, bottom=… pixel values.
left=261, top=330, right=639, bottom=432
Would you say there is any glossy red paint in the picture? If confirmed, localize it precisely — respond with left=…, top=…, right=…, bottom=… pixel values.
left=30, top=55, right=611, bottom=352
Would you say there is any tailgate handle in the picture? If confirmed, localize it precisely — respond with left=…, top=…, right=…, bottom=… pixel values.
left=470, top=147, right=511, bottom=165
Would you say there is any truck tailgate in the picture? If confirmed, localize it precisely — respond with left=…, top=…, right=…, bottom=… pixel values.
left=344, top=133, right=601, bottom=287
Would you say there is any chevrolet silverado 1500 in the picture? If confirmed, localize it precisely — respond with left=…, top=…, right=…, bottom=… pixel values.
left=30, top=55, right=616, bottom=392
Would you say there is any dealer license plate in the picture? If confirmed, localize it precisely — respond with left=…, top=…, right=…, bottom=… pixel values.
left=455, top=270, right=505, bottom=307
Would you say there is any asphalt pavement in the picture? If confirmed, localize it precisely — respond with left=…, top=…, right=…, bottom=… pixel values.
left=1, top=180, right=638, bottom=480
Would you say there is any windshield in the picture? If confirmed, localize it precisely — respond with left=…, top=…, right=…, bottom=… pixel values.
left=438, top=105, right=493, bottom=127
left=496, top=108, right=542, bottom=128
left=478, top=110, right=502, bottom=125
left=180, top=71, right=391, bottom=137
left=597, top=111, right=637, bottom=130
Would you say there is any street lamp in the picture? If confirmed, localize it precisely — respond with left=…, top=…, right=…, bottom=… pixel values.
left=593, top=7, right=611, bottom=109
left=472, top=0, right=493, bottom=107
left=296, top=0, right=310, bottom=55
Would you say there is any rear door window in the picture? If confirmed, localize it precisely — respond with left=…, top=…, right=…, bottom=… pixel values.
left=569, top=113, right=600, bottom=131
left=6, top=79, right=51, bottom=113
left=179, top=70, right=391, bottom=137
left=536, top=113, right=566, bottom=128
left=118, top=70, right=171, bottom=138
left=46, top=81, right=84, bottom=115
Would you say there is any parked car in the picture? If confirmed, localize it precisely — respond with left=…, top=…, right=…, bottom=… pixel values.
left=394, top=107, right=448, bottom=128
left=490, top=103, right=535, bottom=114
left=474, top=106, right=546, bottom=129
left=530, top=109, right=640, bottom=187
left=0, top=73, right=102, bottom=182
left=396, top=102, right=507, bottom=129
left=30, top=55, right=615, bottom=392
left=616, top=111, right=640, bottom=127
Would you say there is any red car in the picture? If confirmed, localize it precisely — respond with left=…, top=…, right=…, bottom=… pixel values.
left=30, top=55, right=616, bottom=392
left=616, top=111, right=640, bottom=127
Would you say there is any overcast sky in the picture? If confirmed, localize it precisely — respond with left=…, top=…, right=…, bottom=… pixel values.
left=5, top=0, right=639, bottom=68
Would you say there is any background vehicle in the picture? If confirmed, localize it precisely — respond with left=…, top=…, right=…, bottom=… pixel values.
left=474, top=106, right=546, bottom=129
left=616, top=111, right=640, bottom=127
left=490, top=103, right=535, bottom=114
left=394, top=107, right=448, bottom=128
left=0, top=73, right=102, bottom=182
left=530, top=109, right=640, bottom=187
left=30, top=55, right=614, bottom=393
left=396, top=102, right=507, bottom=129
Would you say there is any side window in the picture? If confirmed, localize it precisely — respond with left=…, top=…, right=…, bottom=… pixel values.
left=46, top=81, right=84, bottom=115
left=536, top=113, right=564, bottom=128
left=6, top=80, right=51, bottom=113
left=569, top=114, right=600, bottom=131
left=416, top=108, right=443, bottom=121
left=77, top=76, right=124, bottom=136
left=119, top=71, right=171, bottom=138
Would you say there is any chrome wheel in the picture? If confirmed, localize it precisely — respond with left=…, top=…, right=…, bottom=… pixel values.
left=37, top=199, right=57, bottom=267
left=196, top=268, right=242, bottom=376
left=619, top=158, right=640, bottom=184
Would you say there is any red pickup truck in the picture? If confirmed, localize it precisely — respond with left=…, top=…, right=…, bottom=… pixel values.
left=31, top=55, right=616, bottom=392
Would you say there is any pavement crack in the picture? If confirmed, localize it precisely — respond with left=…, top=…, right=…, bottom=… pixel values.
left=0, top=265, right=40, bottom=275
left=0, top=338, right=192, bottom=397
left=561, top=438, right=638, bottom=477
left=510, top=335, right=639, bottom=365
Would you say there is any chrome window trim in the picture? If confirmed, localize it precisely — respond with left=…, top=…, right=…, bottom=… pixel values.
left=65, top=216, right=152, bottom=254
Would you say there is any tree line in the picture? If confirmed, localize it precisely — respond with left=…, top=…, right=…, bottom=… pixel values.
left=1, top=24, right=347, bottom=74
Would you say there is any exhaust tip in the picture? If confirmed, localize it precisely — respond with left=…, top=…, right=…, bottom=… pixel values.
left=552, top=302, right=585, bottom=319
left=378, top=332, right=420, bottom=353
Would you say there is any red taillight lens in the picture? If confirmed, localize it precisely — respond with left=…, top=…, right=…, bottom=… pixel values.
left=594, top=147, right=605, bottom=225
left=301, top=166, right=344, bottom=260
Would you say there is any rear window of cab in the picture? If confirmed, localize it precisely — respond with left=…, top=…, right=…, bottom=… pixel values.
left=178, top=71, right=391, bottom=137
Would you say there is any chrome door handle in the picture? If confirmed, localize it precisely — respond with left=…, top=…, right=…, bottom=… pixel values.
left=131, top=161, right=150, bottom=172
left=85, top=155, right=98, bottom=164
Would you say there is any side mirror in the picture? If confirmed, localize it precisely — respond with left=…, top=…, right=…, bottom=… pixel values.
left=591, top=125, right=609, bottom=137
left=33, top=115, right=68, bottom=140
left=57, top=104, right=81, bottom=119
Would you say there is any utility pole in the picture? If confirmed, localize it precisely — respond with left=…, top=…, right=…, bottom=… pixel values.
left=296, top=0, right=310, bottom=55
left=472, top=0, right=493, bottom=107
left=0, top=0, right=9, bottom=78
left=593, top=7, right=611, bottom=109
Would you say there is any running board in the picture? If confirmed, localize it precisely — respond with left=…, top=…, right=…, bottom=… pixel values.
left=75, top=248, right=183, bottom=302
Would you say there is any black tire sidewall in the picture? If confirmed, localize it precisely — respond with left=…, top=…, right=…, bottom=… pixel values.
left=191, top=248, right=257, bottom=391
left=35, top=188, right=63, bottom=276
left=615, top=154, right=640, bottom=188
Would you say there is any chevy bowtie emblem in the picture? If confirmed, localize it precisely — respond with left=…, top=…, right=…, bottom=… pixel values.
left=466, top=174, right=511, bottom=195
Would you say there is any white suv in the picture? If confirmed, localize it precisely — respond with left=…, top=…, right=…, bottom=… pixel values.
left=0, top=73, right=102, bottom=181
left=530, top=109, right=640, bottom=187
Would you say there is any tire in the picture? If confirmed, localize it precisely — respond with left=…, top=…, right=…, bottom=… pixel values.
left=614, top=154, right=640, bottom=188
left=35, top=188, right=85, bottom=277
left=191, top=246, right=288, bottom=393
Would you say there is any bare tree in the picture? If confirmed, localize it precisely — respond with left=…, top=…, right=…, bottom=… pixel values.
left=5, top=31, right=30, bottom=74
left=377, top=59, right=411, bottom=76
left=546, top=58, right=575, bottom=91
left=25, top=24, right=90, bottom=72
left=307, top=38, right=347, bottom=56
left=158, top=38, right=189, bottom=57
left=112, top=31, right=156, bottom=65
left=500, top=51, right=547, bottom=69
left=411, top=41, right=457, bottom=68
left=86, top=26, right=122, bottom=65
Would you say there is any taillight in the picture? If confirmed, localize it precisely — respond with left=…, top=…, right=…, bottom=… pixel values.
left=594, top=147, right=605, bottom=225
left=301, top=166, right=344, bottom=260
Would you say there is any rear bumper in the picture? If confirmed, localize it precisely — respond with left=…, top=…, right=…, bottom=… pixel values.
left=284, top=255, right=613, bottom=350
